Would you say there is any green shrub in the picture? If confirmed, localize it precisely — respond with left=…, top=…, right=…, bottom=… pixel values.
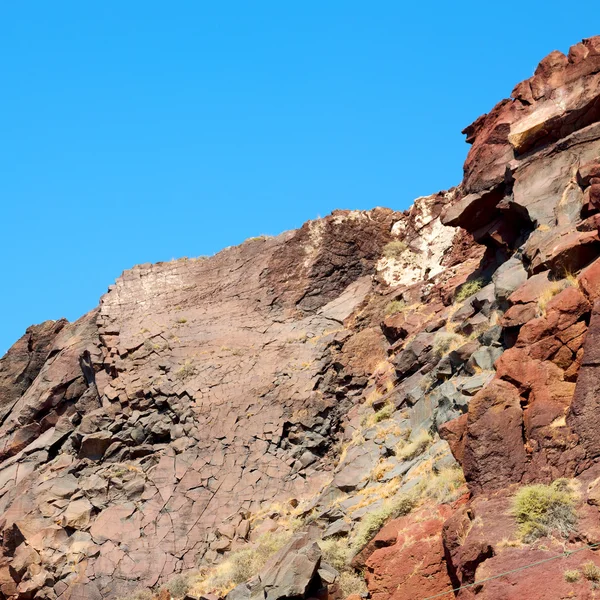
left=385, top=300, right=407, bottom=315
left=383, top=240, right=407, bottom=259
left=564, top=569, right=581, bottom=583
left=432, top=332, right=464, bottom=357
left=511, top=480, right=576, bottom=543
left=350, top=494, right=415, bottom=552
left=373, top=402, right=394, bottom=423
left=582, top=561, right=600, bottom=582
left=454, top=278, right=485, bottom=303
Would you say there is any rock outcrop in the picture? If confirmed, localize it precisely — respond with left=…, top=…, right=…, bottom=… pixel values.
left=3, top=34, right=600, bottom=600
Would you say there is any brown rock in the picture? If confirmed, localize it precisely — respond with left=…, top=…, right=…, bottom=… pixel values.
left=364, top=505, right=454, bottom=600
left=461, top=380, right=527, bottom=494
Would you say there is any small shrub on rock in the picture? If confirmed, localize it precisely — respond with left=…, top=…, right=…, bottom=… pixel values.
left=350, top=493, right=415, bottom=552
left=319, top=537, right=350, bottom=571
left=395, top=430, right=432, bottom=461
left=174, top=360, right=196, bottom=380
left=385, top=299, right=407, bottom=315
left=582, top=561, right=600, bottom=582
left=190, top=531, right=291, bottom=596
left=164, top=574, right=190, bottom=598
left=338, top=570, right=368, bottom=597
left=383, top=240, right=407, bottom=259
left=564, top=569, right=581, bottom=583
left=454, top=278, right=485, bottom=303
left=512, top=479, right=576, bottom=543
left=433, top=331, right=464, bottom=357
left=372, top=402, right=394, bottom=423
left=423, top=467, right=466, bottom=504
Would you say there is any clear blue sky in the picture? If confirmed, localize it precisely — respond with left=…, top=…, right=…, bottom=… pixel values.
left=1, top=2, right=598, bottom=353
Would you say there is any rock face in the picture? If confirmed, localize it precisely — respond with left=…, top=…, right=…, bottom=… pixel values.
left=3, top=34, right=600, bottom=600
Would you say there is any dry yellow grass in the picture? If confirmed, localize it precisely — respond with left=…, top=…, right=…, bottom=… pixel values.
left=395, top=430, right=432, bottom=461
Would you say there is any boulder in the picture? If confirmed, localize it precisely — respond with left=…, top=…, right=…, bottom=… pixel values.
left=255, top=533, right=322, bottom=600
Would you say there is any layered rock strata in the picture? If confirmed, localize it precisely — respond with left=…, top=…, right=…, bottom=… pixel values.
left=2, top=34, right=600, bottom=600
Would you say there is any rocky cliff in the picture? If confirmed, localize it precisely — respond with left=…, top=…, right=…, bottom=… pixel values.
left=3, top=35, right=600, bottom=600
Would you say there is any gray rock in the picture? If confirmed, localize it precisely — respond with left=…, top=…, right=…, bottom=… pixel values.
left=459, top=372, right=495, bottom=396
left=257, top=533, right=321, bottom=600
left=381, top=458, right=418, bottom=481
left=493, top=256, right=528, bottom=302
left=322, top=519, right=351, bottom=538
left=471, top=283, right=496, bottom=316
left=332, top=442, right=379, bottom=492
left=318, top=563, right=339, bottom=584
left=467, top=347, right=503, bottom=373
left=479, top=325, right=503, bottom=346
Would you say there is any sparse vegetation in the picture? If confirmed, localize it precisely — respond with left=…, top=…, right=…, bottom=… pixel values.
left=454, top=278, right=486, bottom=303
left=582, top=561, right=600, bottom=582
left=511, top=479, right=576, bottom=543
left=318, top=538, right=368, bottom=598
left=176, top=317, right=187, bottom=324
left=433, top=331, right=464, bottom=357
left=383, top=240, right=408, bottom=259
left=350, top=493, right=415, bottom=552
left=163, top=574, right=191, bottom=598
left=422, top=467, right=466, bottom=504
left=116, top=590, right=153, bottom=600
left=174, top=360, right=196, bottom=380
left=338, top=571, right=368, bottom=597
left=537, top=278, right=576, bottom=316
left=373, top=402, right=394, bottom=423
left=385, top=300, right=406, bottom=315
left=395, top=430, right=432, bottom=461
left=319, top=537, right=350, bottom=571
left=246, top=235, right=272, bottom=242
left=189, top=531, right=291, bottom=597
left=372, top=460, right=393, bottom=482
left=564, top=569, right=581, bottom=583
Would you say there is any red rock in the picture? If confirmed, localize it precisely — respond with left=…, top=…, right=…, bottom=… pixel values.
left=577, top=159, right=600, bottom=187
left=579, top=256, right=600, bottom=301
left=461, top=380, right=527, bottom=494
left=364, top=505, right=454, bottom=600
left=439, top=414, right=468, bottom=465
left=568, top=300, right=600, bottom=458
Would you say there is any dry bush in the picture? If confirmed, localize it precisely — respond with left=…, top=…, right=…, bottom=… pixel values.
left=433, top=332, right=464, bottom=357
left=189, top=531, right=291, bottom=596
left=564, top=569, right=581, bottom=583
left=174, top=359, right=196, bottom=380
left=423, top=467, right=466, bottom=504
left=395, top=430, right=432, bottom=461
left=383, top=240, right=407, bottom=259
left=385, top=300, right=406, bottom=315
left=338, top=571, right=368, bottom=597
left=319, top=537, right=350, bottom=571
left=582, top=561, right=600, bottom=582
left=511, top=479, right=576, bottom=543
left=537, top=277, right=577, bottom=316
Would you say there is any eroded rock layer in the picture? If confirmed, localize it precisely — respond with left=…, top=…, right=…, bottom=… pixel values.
left=3, top=34, right=600, bottom=600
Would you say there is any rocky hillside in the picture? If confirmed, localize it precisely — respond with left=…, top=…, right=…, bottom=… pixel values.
left=2, top=35, right=600, bottom=600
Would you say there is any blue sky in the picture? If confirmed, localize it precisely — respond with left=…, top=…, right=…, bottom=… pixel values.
left=1, top=2, right=598, bottom=353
